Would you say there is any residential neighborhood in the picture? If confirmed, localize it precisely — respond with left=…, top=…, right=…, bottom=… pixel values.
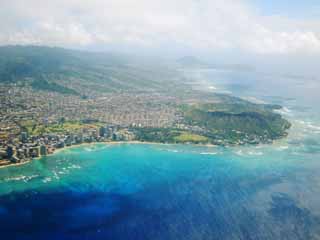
left=0, top=84, right=183, bottom=166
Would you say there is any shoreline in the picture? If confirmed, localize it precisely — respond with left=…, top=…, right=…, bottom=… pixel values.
left=55, top=141, right=218, bottom=154
left=0, top=140, right=217, bottom=169
left=0, top=138, right=288, bottom=170
left=0, top=159, right=32, bottom=169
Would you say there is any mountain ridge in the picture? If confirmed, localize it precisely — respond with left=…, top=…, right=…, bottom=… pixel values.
left=0, top=45, right=182, bottom=95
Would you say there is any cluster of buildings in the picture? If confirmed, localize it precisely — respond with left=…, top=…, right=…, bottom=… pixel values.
left=0, top=84, right=184, bottom=166
left=0, top=124, right=136, bottom=166
left=0, top=85, right=181, bottom=128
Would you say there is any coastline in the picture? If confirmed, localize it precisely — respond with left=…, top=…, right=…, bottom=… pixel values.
left=55, top=140, right=218, bottom=153
left=0, top=160, right=31, bottom=169
left=0, top=138, right=289, bottom=170
left=0, top=140, right=218, bottom=169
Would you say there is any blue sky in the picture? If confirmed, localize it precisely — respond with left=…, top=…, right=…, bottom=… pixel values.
left=251, top=0, right=320, bottom=19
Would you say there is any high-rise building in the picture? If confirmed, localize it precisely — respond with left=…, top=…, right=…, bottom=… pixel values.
left=29, top=147, right=40, bottom=158
left=99, top=127, right=107, bottom=137
left=75, top=134, right=83, bottom=144
left=21, top=132, right=28, bottom=143
left=40, top=145, right=47, bottom=156
left=6, top=146, right=15, bottom=159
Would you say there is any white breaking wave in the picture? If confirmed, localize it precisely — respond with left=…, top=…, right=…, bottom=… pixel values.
left=307, top=123, right=320, bottom=131
left=68, top=164, right=81, bottom=169
left=277, top=145, right=289, bottom=151
left=52, top=171, right=60, bottom=180
left=234, top=149, right=264, bottom=156
left=247, top=151, right=264, bottom=156
left=4, top=174, right=39, bottom=183
left=235, top=150, right=244, bottom=156
left=295, top=120, right=320, bottom=133
left=42, top=177, right=52, bottom=183
left=200, top=152, right=218, bottom=155
left=169, top=149, right=180, bottom=153
left=84, top=147, right=94, bottom=152
left=282, top=107, right=292, bottom=113
left=274, top=107, right=292, bottom=116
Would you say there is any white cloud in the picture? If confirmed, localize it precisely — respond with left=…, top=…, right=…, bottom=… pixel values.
left=0, top=0, right=320, bottom=55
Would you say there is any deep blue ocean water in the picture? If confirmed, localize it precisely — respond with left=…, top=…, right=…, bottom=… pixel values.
left=1, top=70, right=320, bottom=239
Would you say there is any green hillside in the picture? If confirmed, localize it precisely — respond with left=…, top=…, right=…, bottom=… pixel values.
left=180, top=100, right=291, bottom=144
left=0, top=46, right=181, bottom=94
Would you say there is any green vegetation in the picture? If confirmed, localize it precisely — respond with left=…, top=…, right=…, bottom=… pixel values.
left=180, top=100, right=291, bottom=144
left=20, top=120, right=103, bottom=136
left=0, top=46, right=182, bottom=94
left=31, top=80, right=79, bottom=95
left=134, top=128, right=209, bottom=144
left=173, top=133, right=209, bottom=143
left=134, top=128, right=181, bottom=143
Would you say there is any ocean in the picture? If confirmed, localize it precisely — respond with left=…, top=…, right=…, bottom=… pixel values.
left=0, top=69, right=320, bottom=239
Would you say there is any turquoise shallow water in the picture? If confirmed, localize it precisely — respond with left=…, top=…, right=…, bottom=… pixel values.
left=0, top=139, right=319, bottom=239
left=0, top=71, right=320, bottom=239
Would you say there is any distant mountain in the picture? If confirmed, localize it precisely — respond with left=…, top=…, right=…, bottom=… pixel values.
left=0, top=46, right=182, bottom=95
left=0, top=46, right=257, bottom=96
